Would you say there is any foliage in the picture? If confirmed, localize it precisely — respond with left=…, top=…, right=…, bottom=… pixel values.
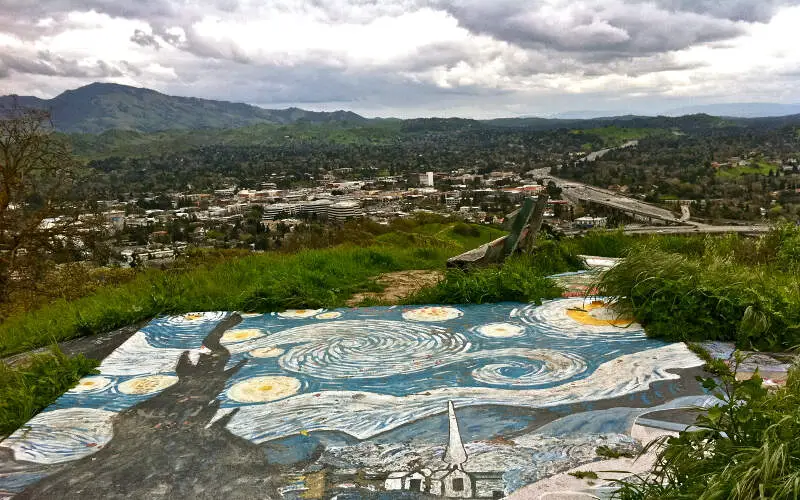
left=0, top=347, right=98, bottom=437
left=0, top=107, right=102, bottom=305
left=405, top=240, right=583, bottom=305
left=596, top=445, right=635, bottom=459
left=570, top=471, right=599, bottom=480
left=614, top=354, right=800, bottom=500
left=598, top=224, right=800, bottom=350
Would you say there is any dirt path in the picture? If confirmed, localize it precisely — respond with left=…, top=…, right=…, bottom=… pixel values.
left=346, top=269, right=444, bottom=306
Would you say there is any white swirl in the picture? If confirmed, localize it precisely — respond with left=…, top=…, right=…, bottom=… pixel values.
left=232, top=320, right=471, bottom=379
left=511, top=298, right=646, bottom=341
left=471, top=349, right=587, bottom=386
left=160, top=311, right=228, bottom=326
left=402, top=306, right=463, bottom=322
left=0, top=408, right=116, bottom=464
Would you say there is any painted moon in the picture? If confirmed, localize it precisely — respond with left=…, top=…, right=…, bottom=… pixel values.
left=221, top=328, right=265, bottom=344
left=249, top=347, right=284, bottom=358
left=566, top=300, right=633, bottom=327
left=117, top=375, right=179, bottom=395
left=402, top=306, right=463, bottom=322
left=316, top=311, right=342, bottom=320
left=227, top=376, right=301, bottom=403
left=68, top=376, right=113, bottom=393
left=476, top=322, right=525, bottom=338
left=278, top=309, right=324, bottom=319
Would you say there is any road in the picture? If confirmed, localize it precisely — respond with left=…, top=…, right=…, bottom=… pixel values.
left=541, top=174, right=771, bottom=234
left=554, top=178, right=689, bottom=225
left=564, top=225, right=771, bottom=236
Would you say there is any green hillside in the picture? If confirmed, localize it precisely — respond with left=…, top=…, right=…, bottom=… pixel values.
left=0, top=82, right=366, bottom=134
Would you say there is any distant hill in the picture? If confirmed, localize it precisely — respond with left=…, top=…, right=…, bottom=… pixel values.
left=664, top=103, right=800, bottom=118
left=0, top=82, right=367, bottom=134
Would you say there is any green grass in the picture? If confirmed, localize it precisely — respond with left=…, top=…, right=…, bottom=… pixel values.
left=0, top=244, right=452, bottom=357
left=1, top=348, right=98, bottom=437
left=405, top=240, right=584, bottom=305
left=570, top=471, right=599, bottom=480
left=597, top=224, right=800, bottom=350
left=716, top=159, right=777, bottom=178
left=596, top=445, right=635, bottom=459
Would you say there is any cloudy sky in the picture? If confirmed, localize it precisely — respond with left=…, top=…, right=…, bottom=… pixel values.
left=1, top=0, right=800, bottom=118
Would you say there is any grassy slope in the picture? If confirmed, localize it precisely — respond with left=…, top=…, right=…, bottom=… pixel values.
left=716, top=157, right=779, bottom=179
left=0, top=245, right=449, bottom=357
left=1, top=349, right=98, bottom=437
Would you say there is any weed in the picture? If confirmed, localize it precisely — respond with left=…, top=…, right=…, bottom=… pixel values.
left=570, top=471, right=599, bottom=480
left=613, top=355, right=800, bottom=499
left=596, top=445, right=636, bottom=459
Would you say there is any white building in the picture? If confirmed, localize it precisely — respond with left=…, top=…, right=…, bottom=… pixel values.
left=574, top=216, right=608, bottom=229
left=328, top=201, right=362, bottom=222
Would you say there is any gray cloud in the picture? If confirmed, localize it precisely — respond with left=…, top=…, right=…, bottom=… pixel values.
left=0, top=51, right=123, bottom=78
left=437, top=0, right=747, bottom=59
left=1, top=0, right=799, bottom=117
left=647, top=0, right=794, bottom=23
left=130, top=29, right=161, bottom=49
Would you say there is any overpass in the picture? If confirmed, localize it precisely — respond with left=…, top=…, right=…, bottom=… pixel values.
left=554, top=178, right=689, bottom=225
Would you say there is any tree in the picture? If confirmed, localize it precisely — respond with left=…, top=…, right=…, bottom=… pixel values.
left=0, top=106, right=86, bottom=307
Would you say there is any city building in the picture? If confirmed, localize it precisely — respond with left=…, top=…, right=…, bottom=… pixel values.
left=327, top=201, right=362, bottom=221
left=574, top=216, right=608, bottom=229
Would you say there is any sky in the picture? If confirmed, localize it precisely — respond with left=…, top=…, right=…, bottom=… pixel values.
left=1, top=0, right=800, bottom=118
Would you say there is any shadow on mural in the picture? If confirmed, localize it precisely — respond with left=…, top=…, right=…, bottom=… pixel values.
left=0, top=284, right=710, bottom=498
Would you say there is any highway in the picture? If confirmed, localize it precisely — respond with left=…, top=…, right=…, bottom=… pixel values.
left=553, top=177, right=689, bottom=225
left=541, top=175, right=771, bottom=234
left=564, top=225, right=770, bottom=236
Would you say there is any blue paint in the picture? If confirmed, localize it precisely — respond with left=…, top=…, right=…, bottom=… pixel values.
left=218, top=302, right=666, bottom=404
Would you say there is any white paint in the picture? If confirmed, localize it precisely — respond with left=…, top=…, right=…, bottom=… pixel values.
left=223, top=343, right=703, bottom=443
left=0, top=408, right=116, bottom=464
left=98, top=331, right=204, bottom=376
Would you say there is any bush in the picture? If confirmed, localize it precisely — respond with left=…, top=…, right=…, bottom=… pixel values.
left=598, top=248, right=800, bottom=350
left=614, top=354, right=800, bottom=499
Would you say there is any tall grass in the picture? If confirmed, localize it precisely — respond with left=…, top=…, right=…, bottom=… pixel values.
left=406, top=240, right=584, bottom=304
left=0, top=245, right=452, bottom=356
left=0, top=347, right=98, bottom=437
left=598, top=224, right=800, bottom=350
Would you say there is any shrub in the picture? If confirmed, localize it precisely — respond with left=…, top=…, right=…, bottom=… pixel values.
left=614, top=354, right=800, bottom=499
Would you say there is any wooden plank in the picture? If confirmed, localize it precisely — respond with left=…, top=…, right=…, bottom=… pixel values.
left=502, top=197, right=535, bottom=256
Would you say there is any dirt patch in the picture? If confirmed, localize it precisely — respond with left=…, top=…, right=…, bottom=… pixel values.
left=347, top=270, right=444, bottom=306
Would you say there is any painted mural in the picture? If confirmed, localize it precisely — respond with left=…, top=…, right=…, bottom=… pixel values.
left=0, top=291, right=710, bottom=499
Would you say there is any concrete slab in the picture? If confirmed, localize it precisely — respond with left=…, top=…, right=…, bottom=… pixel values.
left=1, top=300, right=709, bottom=499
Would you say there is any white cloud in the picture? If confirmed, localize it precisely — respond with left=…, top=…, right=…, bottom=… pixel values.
left=1, top=0, right=799, bottom=117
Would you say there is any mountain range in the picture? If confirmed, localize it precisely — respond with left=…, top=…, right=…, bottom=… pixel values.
left=2, top=82, right=800, bottom=134
left=0, top=83, right=367, bottom=134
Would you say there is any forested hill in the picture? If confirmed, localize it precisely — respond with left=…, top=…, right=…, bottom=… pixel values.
left=0, top=82, right=367, bottom=133
left=4, top=82, right=800, bottom=135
